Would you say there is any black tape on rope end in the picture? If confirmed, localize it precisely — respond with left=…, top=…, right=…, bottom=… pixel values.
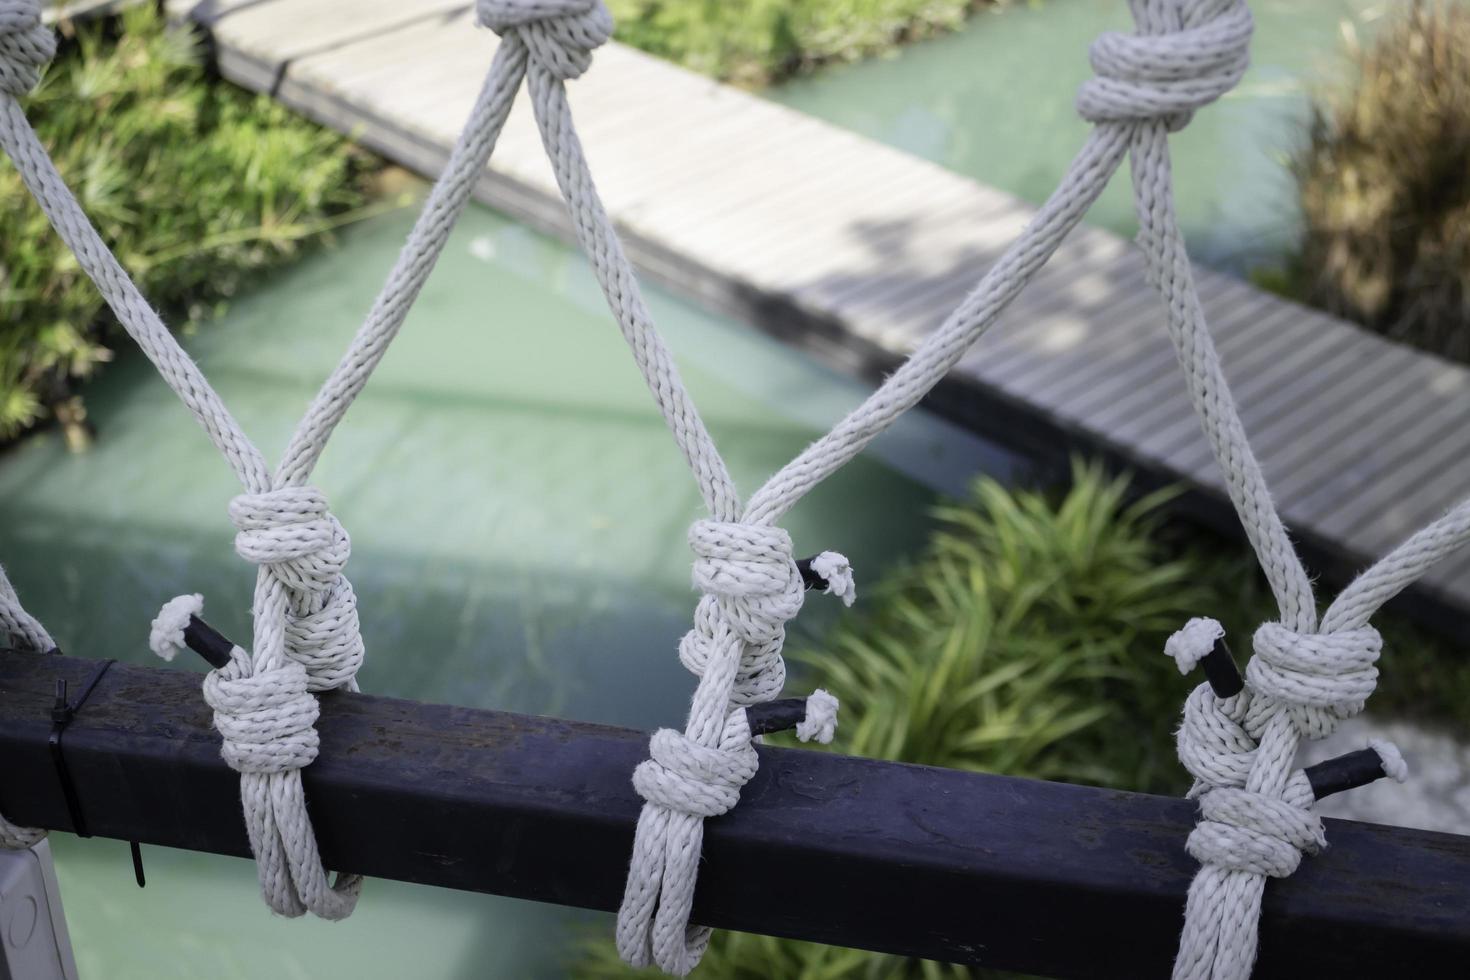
left=1201, top=634, right=1245, bottom=699
left=1305, top=747, right=1393, bottom=801
left=746, top=698, right=812, bottom=737
left=181, top=615, right=235, bottom=670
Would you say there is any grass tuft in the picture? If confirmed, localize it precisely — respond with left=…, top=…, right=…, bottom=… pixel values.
left=0, top=6, right=374, bottom=443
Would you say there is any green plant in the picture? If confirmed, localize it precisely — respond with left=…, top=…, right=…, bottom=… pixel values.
left=606, top=0, right=991, bottom=86
left=570, top=461, right=1214, bottom=979
left=1292, top=0, right=1470, bottom=361
left=0, top=6, right=374, bottom=441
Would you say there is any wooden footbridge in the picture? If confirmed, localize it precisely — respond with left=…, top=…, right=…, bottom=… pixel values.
left=163, top=0, right=1470, bottom=626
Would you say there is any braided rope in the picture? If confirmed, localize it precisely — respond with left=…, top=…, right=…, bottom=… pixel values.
left=0, top=0, right=530, bottom=918
left=3, top=0, right=1466, bottom=972
left=503, top=0, right=1470, bottom=974
left=1083, top=2, right=1469, bottom=977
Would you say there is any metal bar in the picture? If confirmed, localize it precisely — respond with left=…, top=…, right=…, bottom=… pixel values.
left=1, top=651, right=1467, bottom=978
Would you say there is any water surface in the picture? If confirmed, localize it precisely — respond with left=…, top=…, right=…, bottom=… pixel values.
left=771, top=0, right=1386, bottom=274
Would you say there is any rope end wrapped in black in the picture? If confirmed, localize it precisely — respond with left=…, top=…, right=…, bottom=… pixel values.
left=1201, top=634, right=1244, bottom=699
left=1306, top=741, right=1408, bottom=801
left=182, top=615, right=235, bottom=670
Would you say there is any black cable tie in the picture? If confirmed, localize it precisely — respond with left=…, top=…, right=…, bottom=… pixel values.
left=48, top=659, right=145, bottom=887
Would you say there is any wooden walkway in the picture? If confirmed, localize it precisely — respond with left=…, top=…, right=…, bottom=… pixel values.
left=167, top=0, right=1470, bottom=620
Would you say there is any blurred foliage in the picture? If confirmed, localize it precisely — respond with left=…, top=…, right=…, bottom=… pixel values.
left=1290, top=0, right=1470, bottom=361
left=0, top=6, right=374, bottom=441
left=570, top=461, right=1470, bottom=979
left=607, top=0, right=998, bottom=86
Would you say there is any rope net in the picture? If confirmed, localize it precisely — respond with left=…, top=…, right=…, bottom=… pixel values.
left=0, top=0, right=1467, bottom=976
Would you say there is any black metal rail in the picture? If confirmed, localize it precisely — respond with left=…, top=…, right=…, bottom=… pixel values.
left=1, top=651, right=1466, bottom=978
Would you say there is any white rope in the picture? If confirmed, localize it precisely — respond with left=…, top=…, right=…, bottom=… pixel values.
left=0, top=0, right=532, bottom=919
left=487, top=0, right=1228, bottom=971
left=3, top=0, right=1465, bottom=970
left=507, top=0, right=1470, bottom=973
left=0, top=564, right=53, bottom=848
left=1082, top=2, right=1470, bottom=976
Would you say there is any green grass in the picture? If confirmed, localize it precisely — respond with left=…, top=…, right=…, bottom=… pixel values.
left=568, top=461, right=1470, bottom=979
left=607, top=0, right=997, bottom=86
left=0, top=6, right=377, bottom=442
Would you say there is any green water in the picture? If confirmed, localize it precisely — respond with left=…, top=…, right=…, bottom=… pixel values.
left=770, top=0, right=1385, bottom=274
left=0, top=200, right=1010, bottom=977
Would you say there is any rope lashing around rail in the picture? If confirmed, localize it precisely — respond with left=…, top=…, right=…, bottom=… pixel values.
left=3, top=0, right=1470, bottom=974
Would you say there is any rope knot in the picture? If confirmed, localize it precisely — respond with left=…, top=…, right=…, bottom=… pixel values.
left=229, top=486, right=363, bottom=692
left=631, top=712, right=758, bottom=819
left=1247, top=622, right=1380, bottom=738
left=476, top=0, right=612, bottom=80
left=688, top=520, right=803, bottom=645
left=1186, top=786, right=1324, bottom=878
left=202, top=646, right=320, bottom=776
left=1076, top=0, right=1252, bottom=131
left=0, top=0, right=54, bottom=97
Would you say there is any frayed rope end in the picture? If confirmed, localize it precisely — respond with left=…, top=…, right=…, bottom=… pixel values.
left=795, top=688, right=838, bottom=744
left=1164, top=617, right=1224, bottom=675
left=810, top=552, right=856, bottom=607
left=149, top=593, right=202, bottom=662
left=1370, top=738, right=1409, bottom=783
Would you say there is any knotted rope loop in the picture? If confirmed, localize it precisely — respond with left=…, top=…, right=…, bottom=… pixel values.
left=632, top=711, right=758, bottom=819
left=230, top=487, right=349, bottom=593
left=1247, top=622, right=1381, bottom=738
left=0, top=0, right=54, bottom=98
left=476, top=0, right=612, bottom=80
left=1186, top=786, right=1324, bottom=878
left=1076, top=0, right=1252, bottom=131
left=678, top=594, right=785, bottom=705
left=1175, top=683, right=1314, bottom=796
left=229, top=486, right=364, bottom=691
left=688, top=519, right=804, bottom=645
left=202, top=645, right=320, bottom=776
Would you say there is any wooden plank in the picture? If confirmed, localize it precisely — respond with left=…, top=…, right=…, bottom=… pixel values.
left=1160, top=317, right=1389, bottom=478
left=1038, top=281, right=1292, bottom=453
left=1033, top=278, right=1282, bottom=433
left=1302, top=392, right=1470, bottom=548
left=164, top=0, right=263, bottom=25
left=1236, top=340, right=1457, bottom=504
left=862, top=201, right=1078, bottom=334
left=718, top=170, right=991, bottom=297
left=1107, top=311, right=1359, bottom=469
left=803, top=193, right=1041, bottom=351
left=971, top=264, right=1214, bottom=399
left=5, top=652, right=1470, bottom=979
left=1085, top=293, right=1323, bottom=447
left=1325, top=431, right=1470, bottom=557
left=208, top=0, right=469, bottom=67
left=624, top=133, right=989, bottom=299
